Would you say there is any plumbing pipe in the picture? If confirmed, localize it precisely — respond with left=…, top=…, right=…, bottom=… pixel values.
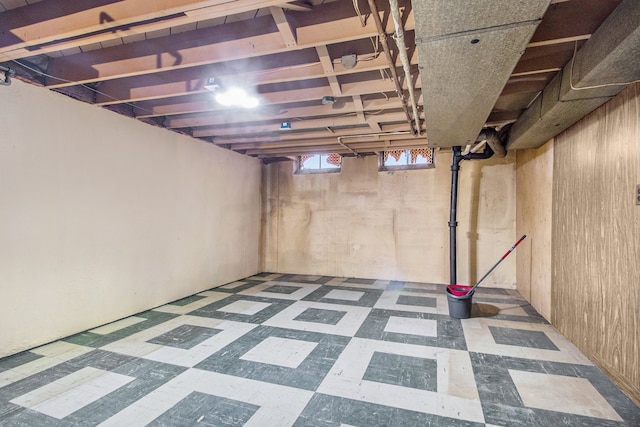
left=449, top=142, right=494, bottom=285
left=367, top=0, right=417, bottom=135
left=477, top=128, right=506, bottom=158
left=389, top=0, right=421, bottom=135
left=337, top=130, right=413, bottom=156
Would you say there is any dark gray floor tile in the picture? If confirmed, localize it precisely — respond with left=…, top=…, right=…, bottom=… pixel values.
left=345, top=277, right=376, bottom=285
left=396, top=295, right=437, bottom=308
left=488, top=326, right=559, bottom=350
left=63, top=310, right=179, bottom=348
left=293, top=393, right=485, bottom=427
left=294, top=308, right=346, bottom=325
left=277, top=275, right=332, bottom=284
left=302, top=286, right=383, bottom=307
left=64, top=359, right=187, bottom=426
left=167, top=294, right=206, bottom=306
left=355, top=309, right=467, bottom=350
left=363, top=351, right=437, bottom=391
left=147, top=325, right=221, bottom=349
left=0, top=408, right=67, bottom=427
left=211, top=280, right=264, bottom=294
left=481, top=402, right=625, bottom=427
left=470, top=352, right=640, bottom=426
left=147, top=391, right=259, bottom=427
left=0, top=352, right=42, bottom=373
left=195, top=326, right=349, bottom=391
left=188, top=294, right=294, bottom=324
left=262, top=284, right=303, bottom=295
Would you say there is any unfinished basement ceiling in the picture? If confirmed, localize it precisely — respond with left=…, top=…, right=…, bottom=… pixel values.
left=0, top=0, right=634, bottom=160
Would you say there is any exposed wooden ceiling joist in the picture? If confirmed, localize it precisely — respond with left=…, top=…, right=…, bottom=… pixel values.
left=0, top=0, right=626, bottom=159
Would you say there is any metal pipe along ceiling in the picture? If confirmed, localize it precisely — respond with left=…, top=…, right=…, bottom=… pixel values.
left=389, top=0, right=421, bottom=135
left=337, top=130, right=413, bottom=156
left=367, top=0, right=418, bottom=135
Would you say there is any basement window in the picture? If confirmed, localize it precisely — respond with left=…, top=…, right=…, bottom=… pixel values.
left=379, top=148, right=434, bottom=171
left=297, top=153, right=341, bottom=173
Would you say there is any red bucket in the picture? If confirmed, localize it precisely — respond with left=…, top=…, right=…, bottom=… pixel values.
left=447, top=284, right=472, bottom=297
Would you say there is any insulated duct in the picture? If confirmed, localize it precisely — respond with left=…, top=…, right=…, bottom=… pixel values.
left=476, top=128, right=506, bottom=158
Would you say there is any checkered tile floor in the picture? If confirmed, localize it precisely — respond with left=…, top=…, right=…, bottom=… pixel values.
left=1, top=273, right=639, bottom=426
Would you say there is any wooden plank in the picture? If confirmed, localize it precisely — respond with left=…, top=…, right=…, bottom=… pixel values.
left=166, top=93, right=417, bottom=128
left=315, top=45, right=341, bottom=96
left=45, top=16, right=286, bottom=87
left=529, top=0, right=622, bottom=45
left=215, top=123, right=410, bottom=146
left=270, top=6, right=297, bottom=47
left=352, top=95, right=366, bottom=123
left=40, top=3, right=414, bottom=87
left=94, top=53, right=396, bottom=106
left=552, top=83, right=640, bottom=406
left=246, top=137, right=426, bottom=156
left=194, top=111, right=409, bottom=137
left=0, top=0, right=235, bottom=52
left=134, top=79, right=401, bottom=118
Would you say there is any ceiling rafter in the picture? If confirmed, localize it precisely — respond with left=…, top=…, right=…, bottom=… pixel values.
left=166, top=93, right=420, bottom=128
left=246, top=138, right=427, bottom=156
left=194, top=111, right=411, bottom=137
left=94, top=51, right=415, bottom=107
left=135, top=77, right=421, bottom=119
left=41, top=1, right=412, bottom=88
left=315, top=45, right=341, bottom=96
left=214, top=123, right=410, bottom=148
left=1, top=0, right=312, bottom=60
left=269, top=6, right=297, bottom=47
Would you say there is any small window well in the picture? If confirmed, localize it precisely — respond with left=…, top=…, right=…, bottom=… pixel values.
left=379, top=148, right=434, bottom=171
left=297, top=153, right=341, bottom=173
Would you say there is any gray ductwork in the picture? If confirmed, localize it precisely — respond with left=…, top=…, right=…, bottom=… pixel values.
left=476, top=128, right=506, bottom=158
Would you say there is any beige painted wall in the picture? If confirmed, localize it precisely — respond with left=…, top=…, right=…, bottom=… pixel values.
left=0, top=81, right=262, bottom=357
left=263, top=150, right=516, bottom=286
left=551, top=82, right=640, bottom=404
left=515, top=141, right=553, bottom=320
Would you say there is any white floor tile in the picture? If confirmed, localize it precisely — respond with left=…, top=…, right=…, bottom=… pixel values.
left=11, top=367, right=135, bottom=419
left=462, top=318, right=593, bottom=364
left=317, top=338, right=484, bottom=423
left=509, top=370, right=623, bottom=421
left=218, top=300, right=271, bottom=315
left=99, top=369, right=313, bottom=427
left=101, top=317, right=256, bottom=367
left=324, top=289, right=365, bottom=301
left=240, top=336, right=318, bottom=368
left=262, top=301, right=370, bottom=337
left=89, top=317, right=146, bottom=335
left=383, top=316, right=437, bottom=337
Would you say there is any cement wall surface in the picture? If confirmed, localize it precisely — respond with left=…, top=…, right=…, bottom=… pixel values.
left=263, top=151, right=517, bottom=286
left=0, top=81, right=262, bottom=357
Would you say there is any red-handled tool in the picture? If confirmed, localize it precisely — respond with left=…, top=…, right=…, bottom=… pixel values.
left=465, top=235, right=527, bottom=296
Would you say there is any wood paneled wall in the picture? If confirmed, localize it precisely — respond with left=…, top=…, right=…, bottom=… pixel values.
left=552, top=82, right=640, bottom=404
left=516, top=142, right=553, bottom=320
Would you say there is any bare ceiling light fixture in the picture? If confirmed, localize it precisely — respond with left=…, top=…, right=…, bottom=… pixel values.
left=204, top=77, right=259, bottom=109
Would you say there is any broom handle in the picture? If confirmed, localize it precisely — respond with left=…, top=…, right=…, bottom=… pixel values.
left=467, top=235, right=527, bottom=294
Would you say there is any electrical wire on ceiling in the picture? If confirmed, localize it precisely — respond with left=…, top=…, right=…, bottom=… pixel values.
left=352, top=0, right=367, bottom=27
left=569, top=41, right=640, bottom=90
left=4, top=54, right=154, bottom=114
